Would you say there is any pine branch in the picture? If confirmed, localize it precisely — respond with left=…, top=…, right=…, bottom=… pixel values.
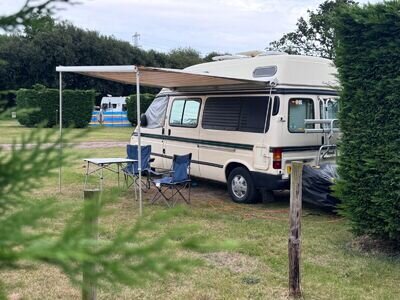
left=0, top=0, right=78, bottom=31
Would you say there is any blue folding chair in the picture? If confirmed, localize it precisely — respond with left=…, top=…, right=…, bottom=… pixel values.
left=151, top=153, right=192, bottom=207
left=123, top=145, right=153, bottom=198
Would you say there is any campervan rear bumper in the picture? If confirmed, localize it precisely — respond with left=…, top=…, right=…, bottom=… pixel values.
left=251, top=172, right=289, bottom=190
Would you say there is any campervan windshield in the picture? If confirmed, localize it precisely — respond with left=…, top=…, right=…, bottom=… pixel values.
left=144, top=96, right=168, bottom=128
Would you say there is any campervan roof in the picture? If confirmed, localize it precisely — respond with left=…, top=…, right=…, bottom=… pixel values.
left=184, top=54, right=337, bottom=89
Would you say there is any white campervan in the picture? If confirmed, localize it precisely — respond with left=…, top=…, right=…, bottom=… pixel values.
left=131, top=53, right=339, bottom=203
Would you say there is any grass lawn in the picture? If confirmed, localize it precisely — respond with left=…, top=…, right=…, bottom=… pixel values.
left=0, top=119, right=133, bottom=144
left=1, top=121, right=400, bottom=299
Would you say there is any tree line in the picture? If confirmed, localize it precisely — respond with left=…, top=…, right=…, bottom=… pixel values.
left=0, top=15, right=221, bottom=99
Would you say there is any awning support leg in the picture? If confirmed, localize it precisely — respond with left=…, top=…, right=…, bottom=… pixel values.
left=136, top=71, right=143, bottom=216
left=59, top=71, right=63, bottom=194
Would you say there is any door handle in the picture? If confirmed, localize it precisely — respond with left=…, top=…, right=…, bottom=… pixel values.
left=168, top=129, right=171, bottom=136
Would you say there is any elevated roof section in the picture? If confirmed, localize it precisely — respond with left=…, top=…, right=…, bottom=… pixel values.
left=184, top=54, right=338, bottom=89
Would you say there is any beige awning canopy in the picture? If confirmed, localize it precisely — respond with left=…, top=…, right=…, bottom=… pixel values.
left=55, top=65, right=267, bottom=89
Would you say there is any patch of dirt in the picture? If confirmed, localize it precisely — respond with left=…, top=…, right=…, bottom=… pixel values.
left=348, top=235, right=400, bottom=257
left=201, top=251, right=264, bottom=274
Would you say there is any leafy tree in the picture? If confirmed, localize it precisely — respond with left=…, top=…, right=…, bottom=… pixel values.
left=24, top=14, right=56, bottom=38
left=165, top=47, right=203, bottom=69
left=0, top=20, right=143, bottom=95
left=268, top=0, right=356, bottom=59
left=203, top=52, right=230, bottom=62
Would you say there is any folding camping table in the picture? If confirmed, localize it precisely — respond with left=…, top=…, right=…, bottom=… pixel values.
left=83, top=158, right=137, bottom=191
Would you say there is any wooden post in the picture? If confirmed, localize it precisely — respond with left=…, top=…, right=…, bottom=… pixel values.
left=82, top=189, right=100, bottom=300
left=288, top=161, right=303, bottom=298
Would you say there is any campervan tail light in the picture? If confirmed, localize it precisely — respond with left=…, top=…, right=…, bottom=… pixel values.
left=272, top=148, right=282, bottom=169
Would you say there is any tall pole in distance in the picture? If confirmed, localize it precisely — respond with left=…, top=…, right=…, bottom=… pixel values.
left=133, top=32, right=140, bottom=48
left=136, top=70, right=143, bottom=216
left=288, top=161, right=303, bottom=298
left=59, top=72, right=63, bottom=193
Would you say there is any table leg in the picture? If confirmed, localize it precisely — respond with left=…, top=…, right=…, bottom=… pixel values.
left=100, top=165, right=104, bottom=191
left=117, top=164, right=120, bottom=188
left=84, top=161, right=89, bottom=190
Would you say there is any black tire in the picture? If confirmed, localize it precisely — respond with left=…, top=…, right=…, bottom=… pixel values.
left=227, top=167, right=258, bottom=204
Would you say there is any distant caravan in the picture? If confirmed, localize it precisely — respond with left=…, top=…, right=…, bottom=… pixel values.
left=91, top=96, right=131, bottom=127
left=131, top=53, right=340, bottom=203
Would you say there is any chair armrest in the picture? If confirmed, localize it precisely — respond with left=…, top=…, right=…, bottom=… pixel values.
left=149, top=169, right=173, bottom=177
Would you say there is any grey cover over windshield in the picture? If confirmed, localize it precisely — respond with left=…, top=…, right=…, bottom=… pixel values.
left=144, top=96, right=168, bottom=128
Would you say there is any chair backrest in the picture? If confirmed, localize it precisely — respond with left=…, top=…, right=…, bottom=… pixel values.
left=126, top=144, right=152, bottom=173
left=171, top=153, right=192, bottom=183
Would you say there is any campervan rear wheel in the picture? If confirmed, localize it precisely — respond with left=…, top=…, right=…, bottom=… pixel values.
left=227, top=167, right=258, bottom=204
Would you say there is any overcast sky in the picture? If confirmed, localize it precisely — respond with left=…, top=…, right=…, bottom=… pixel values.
left=3, top=0, right=378, bottom=55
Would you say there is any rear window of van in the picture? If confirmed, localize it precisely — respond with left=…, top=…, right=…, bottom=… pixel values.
left=288, top=98, right=315, bottom=133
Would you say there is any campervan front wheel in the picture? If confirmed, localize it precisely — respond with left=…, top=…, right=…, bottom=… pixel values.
left=228, top=167, right=258, bottom=204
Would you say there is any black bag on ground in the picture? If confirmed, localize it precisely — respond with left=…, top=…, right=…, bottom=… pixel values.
left=302, top=163, right=339, bottom=211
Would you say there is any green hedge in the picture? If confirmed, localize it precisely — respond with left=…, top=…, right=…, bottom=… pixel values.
left=16, top=85, right=95, bottom=128
left=334, top=2, right=400, bottom=242
left=126, top=93, right=155, bottom=125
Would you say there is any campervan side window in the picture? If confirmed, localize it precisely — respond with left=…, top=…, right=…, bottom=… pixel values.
left=169, top=98, right=201, bottom=128
left=202, top=96, right=271, bottom=133
left=288, top=98, right=315, bottom=133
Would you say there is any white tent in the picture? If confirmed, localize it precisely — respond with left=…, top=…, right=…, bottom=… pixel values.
left=56, top=65, right=267, bottom=215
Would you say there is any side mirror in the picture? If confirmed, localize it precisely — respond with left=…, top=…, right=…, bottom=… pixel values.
left=140, top=113, right=148, bottom=127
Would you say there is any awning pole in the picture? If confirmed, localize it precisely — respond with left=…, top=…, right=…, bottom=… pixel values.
left=136, top=71, right=143, bottom=216
left=59, top=71, right=63, bottom=193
